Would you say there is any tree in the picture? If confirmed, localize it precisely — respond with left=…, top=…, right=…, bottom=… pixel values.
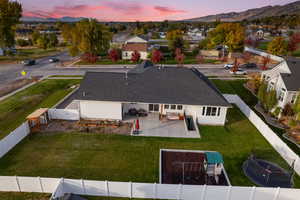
left=175, top=48, right=185, bottom=66
left=36, top=35, right=49, bottom=49
left=258, top=82, right=268, bottom=108
left=48, top=33, right=58, bottom=48
left=0, top=0, right=22, bottom=49
left=108, top=49, right=120, bottom=62
left=16, top=39, right=29, bottom=47
left=151, top=49, right=163, bottom=64
left=131, top=50, right=141, bottom=63
left=266, top=89, right=277, bottom=111
left=287, top=33, right=300, bottom=55
left=267, top=37, right=287, bottom=56
left=261, top=56, right=271, bottom=71
left=231, top=58, right=239, bottom=73
left=31, top=31, right=41, bottom=46
left=206, top=23, right=245, bottom=52
left=166, top=30, right=185, bottom=52
left=67, top=19, right=112, bottom=57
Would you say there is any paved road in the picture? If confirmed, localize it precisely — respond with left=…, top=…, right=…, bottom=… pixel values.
left=0, top=55, right=262, bottom=85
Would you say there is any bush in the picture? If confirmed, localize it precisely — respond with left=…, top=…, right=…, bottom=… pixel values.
left=16, top=39, right=30, bottom=47
left=273, top=107, right=282, bottom=118
left=282, top=104, right=295, bottom=117
left=288, top=119, right=298, bottom=128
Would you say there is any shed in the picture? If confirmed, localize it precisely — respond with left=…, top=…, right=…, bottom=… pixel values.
left=26, top=108, right=49, bottom=133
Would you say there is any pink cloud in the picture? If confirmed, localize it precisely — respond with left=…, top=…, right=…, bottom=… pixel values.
left=23, top=1, right=188, bottom=21
left=154, top=6, right=186, bottom=15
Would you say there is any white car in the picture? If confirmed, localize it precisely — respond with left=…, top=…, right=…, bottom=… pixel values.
left=230, top=69, right=247, bottom=75
left=224, top=63, right=234, bottom=69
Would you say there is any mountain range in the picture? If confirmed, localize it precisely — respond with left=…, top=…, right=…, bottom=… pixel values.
left=185, top=0, right=300, bottom=22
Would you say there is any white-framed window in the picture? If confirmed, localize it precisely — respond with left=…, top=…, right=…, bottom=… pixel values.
left=205, top=107, right=220, bottom=116
left=177, top=105, right=183, bottom=110
left=202, top=107, right=206, bottom=116
left=291, top=94, right=298, bottom=104
left=279, top=88, right=286, bottom=102
left=164, top=105, right=169, bottom=109
left=171, top=105, right=176, bottom=110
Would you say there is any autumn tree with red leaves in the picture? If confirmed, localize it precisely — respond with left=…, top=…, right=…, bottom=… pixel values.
left=261, top=56, right=271, bottom=71
left=81, top=53, right=98, bottom=63
left=108, top=49, right=120, bottom=62
left=131, top=50, right=141, bottom=63
left=175, top=48, right=185, bottom=66
left=288, top=33, right=300, bottom=55
left=151, top=49, right=163, bottom=64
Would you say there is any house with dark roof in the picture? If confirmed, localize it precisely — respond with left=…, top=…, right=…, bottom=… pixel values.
left=262, top=58, right=300, bottom=108
left=122, top=36, right=149, bottom=60
left=74, top=61, right=231, bottom=126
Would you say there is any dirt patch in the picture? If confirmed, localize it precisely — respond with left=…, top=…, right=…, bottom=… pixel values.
left=0, top=78, right=39, bottom=98
left=41, top=120, right=132, bottom=135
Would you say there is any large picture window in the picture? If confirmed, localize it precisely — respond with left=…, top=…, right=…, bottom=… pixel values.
left=205, top=107, right=221, bottom=116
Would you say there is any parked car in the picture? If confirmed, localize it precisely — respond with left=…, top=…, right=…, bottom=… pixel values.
left=241, top=63, right=257, bottom=69
left=49, top=58, right=60, bottom=63
left=137, top=109, right=148, bottom=117
left=230, top=69, right=247, bottom=75
left=22, top=59, right=36, bottom=66
left=224, top=63, right=234, bottom=70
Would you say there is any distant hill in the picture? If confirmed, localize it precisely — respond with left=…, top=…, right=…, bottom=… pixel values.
left=185, top=1, right=300, bottom=22
left=21, top=16, right=87, bottom=23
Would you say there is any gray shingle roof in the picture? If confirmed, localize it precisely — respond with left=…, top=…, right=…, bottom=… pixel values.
left=76, top=66, right=230, bottom=107
left=281, top=59, right=300, bottom=91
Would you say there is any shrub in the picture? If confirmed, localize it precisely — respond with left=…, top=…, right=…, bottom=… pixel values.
left=108, top=49, right=121, bottom=62
left=257, top=82, right=267, bottom=107
left=288, top=119, right=298, bottom=128
left=131, top=50, right=141, bottom=63
left=273, top=107, right=282, bottom=118
left=16, top=39, right=30, bottom=47
left=282, top=104, right=295, bottom=117
left=265, top=89, right=277, bottom=111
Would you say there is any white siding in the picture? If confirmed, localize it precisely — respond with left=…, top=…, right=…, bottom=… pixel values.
left=122, top=51, right=148, bottom=60
left=185, top=105, right=227, bottom=126
left=79, top=101, right=122, bottom=120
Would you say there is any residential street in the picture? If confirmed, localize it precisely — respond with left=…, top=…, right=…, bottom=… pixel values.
left=0, top=54, right=262, bottom=85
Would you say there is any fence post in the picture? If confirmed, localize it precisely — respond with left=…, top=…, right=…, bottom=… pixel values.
left=128, top=181, right=132, bottom=198
left=226, top=186, right=232, bottom=200
left=105, top=180, right=109, bottom=197
left=249, top=186, right=256, bottom=200
left=273, top=187, right=281, bottom=200
left=200, top=185, right=207, bottom=200
left=81, top=179, right=86, bottom=194
left=153, top=183, right=157, bottom=199
left=178, top=184, right=183, bottom=200
left=15, top=176, right=21, bottom=192
left=38, top=177, right=44, bottom=193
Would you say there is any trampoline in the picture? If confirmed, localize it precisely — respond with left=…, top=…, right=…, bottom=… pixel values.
left=243, top=155, right=293, bottom=188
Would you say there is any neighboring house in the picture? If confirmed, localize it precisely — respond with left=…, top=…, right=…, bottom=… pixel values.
left=111, top=32, right=131, bottom=48
left=122, top=36, right=149, bottom=60
left=73, top=61, right=231, bottom=125
left=262, top=59, right=300, bottom=108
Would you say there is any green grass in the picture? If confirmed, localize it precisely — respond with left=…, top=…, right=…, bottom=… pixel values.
left=211, top=79, right=300, bottom=155
left=49, top=75, right=83, bottom=78
left=0, top=48, right=65, bottom=63
left=0, top=107, right=299, bottom=187
left=0, top=79, right=80, bottom=139
left=0, top=192, right=50, bottom=200
left=257, top=41, right=269, bottom=51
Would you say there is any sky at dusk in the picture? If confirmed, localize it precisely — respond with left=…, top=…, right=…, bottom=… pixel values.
left=20, top=0, right=297, bottom=21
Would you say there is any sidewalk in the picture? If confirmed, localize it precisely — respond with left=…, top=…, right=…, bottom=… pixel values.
left=61, top=64, right=224, bottom=69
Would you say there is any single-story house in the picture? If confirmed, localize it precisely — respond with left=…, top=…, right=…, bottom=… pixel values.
left=262, top=58, right=300, bottom=108
left=122, top=36, right=149, bottom=60
left=75, top=61, right=231, bottom=126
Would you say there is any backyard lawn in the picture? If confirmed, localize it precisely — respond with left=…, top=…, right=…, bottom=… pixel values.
left=0, top=79, right=80, bottom=139
left=0, top=192, right=50, bottom=200
left=0, top=107, right=299, bottom=187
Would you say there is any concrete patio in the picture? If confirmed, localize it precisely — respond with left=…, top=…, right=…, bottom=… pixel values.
left=128, top=113, right=200, bottom=138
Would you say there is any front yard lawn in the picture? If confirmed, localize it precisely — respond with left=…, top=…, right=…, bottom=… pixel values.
left=0, top=192, right=50, bottom=200
left=0, top=107, right=299, bottom=187
left=0, top=79, right=80, bottom=139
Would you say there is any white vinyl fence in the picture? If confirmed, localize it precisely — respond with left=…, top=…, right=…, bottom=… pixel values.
left=224, top=94, right=300, bottom=175
left=0, top=122, right=30, bottom=158
left=244, top=46, right=284, bottom=62
left=1, top=176, right=300, bottom=200
left=48, top=109, right=79, bottom=121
